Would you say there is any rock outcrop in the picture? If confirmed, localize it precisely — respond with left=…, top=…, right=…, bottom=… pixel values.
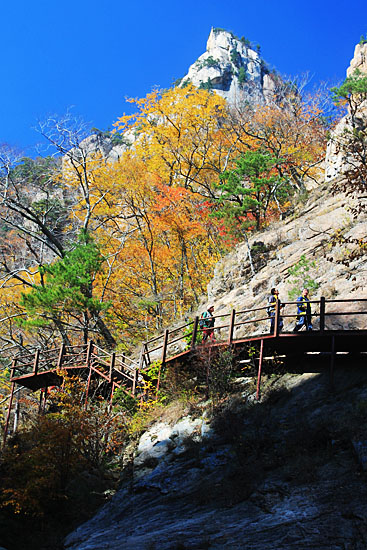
left=204, top=185, right=367, bottom=334
left=325, top=42, right=367, bottom=181
left=65, top=366, right=367, bottom=550
left=347, top=41, right=367, bottom=77
left=63, top=147, right=367, bottom=550
left=63, top=38, right=367, bottom=550
left=180, top=28, right=277, bottom=107
left=66, top=130, right=135, bottom=164
left=78, top=29, right=279, bottom=161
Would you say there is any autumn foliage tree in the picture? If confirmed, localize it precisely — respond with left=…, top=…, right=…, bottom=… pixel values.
left=0, top=374, right=127, bottom=519
left=0, top=81, right=329, bottom=352
left=227, top=79, right=329, bottom=188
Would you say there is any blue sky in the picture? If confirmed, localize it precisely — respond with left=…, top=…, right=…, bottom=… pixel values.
left=1, top=0, right=366, bottom=155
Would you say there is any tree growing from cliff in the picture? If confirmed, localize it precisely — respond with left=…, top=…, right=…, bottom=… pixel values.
left=227, top=79, right=329, bottom=188
left=20, top=233, right=115, bottom=347
left=215, top=150, right=291, bottom=231
left=331, top=69, right=367, bottom=120
left=330, top=70, right=367, bottom=220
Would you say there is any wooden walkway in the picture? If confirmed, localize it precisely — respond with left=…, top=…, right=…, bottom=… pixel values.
left=3, top=297, right=367, bottom=444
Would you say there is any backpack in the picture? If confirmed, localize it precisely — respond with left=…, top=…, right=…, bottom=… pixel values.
left=266, top=295, right=275, bottom=316
left=199, top=311, right=207, bottom=328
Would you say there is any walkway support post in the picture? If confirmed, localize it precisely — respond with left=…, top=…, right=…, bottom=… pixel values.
left=330, top=335, right=335, bottom=390
left=38, top=389, right=44, bottom=413
left=191, top=317, right=199, bottom=349
left=3, top=359, right=17, bottom=447
left=320, top=297, right=326, bottom=332
left=108, top=352, right=116, bottom=406
left=109, top=352, right=115, bottom=384
left=228, top=309, right=236, bottom=344
left=256, top=339, right=264, bottom=400
left=157, top=329, right=169, bottom=399
left=84, top=341, right=94, bottom=409
left=3, top=382, right=15, bottom=447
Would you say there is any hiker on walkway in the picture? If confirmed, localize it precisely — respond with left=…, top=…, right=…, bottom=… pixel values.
left=201, top=305, right=216, bottom=343
left=267, top=288, right=284, bottom=334
left=293, top=288, right=313, bottom=332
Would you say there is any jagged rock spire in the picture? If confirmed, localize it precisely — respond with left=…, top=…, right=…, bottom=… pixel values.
left=179, top=28, right=277, bottom=106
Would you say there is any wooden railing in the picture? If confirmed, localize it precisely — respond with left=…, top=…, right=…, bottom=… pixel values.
left=139, top=297, right=367, bottom=367
left=9, top=297, right=367, bottom=394
left=4, top=296, right=367, bottom=447
left=11, top=342, right=140, bottom=395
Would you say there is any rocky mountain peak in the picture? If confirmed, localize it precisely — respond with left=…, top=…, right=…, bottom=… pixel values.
left=180, top=28, right=277, bottom=106
left=347, top=41, right=367, bottom=77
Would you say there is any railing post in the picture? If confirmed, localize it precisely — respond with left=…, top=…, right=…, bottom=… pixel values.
left=13, top=390, right=20, bottom=432
left=191, top=317, right=199, bottom=349
left=84, top=370, right=92, bottom=410
left=228, top=309, right=236, bottom=344
left=85, top=340, right=94, bottom=368
left=33, top=349, right=40, bottom=375
left=142, top=342, right=150, bottom=369
left=138, top=344, right=145, bottom=370
left=256, top=339, right=264, bottom=400
left=320, top=297, right=326, bottom=332
left=57, top=343, right=66, bottom=369
left=109, top=352, right=116, bottom=384
left=161, top=329, right=169, bottom=367
left=132, top=368, right=137, bottom=396
left=274, top=301, right=280, bottom=337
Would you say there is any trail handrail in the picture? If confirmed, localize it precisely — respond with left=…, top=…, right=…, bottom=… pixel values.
left=9, top=297, right=367, bottom=396
left=139, top=297, right=367, bottom=367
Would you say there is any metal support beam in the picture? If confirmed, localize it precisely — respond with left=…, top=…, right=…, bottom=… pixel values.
left=109, top=352, right=115, bottom=384
left=3, top=381, right=15, bottom=448
left=256, top=339, right=264, bottom=400
left=330, top=335, right=335, bottom=390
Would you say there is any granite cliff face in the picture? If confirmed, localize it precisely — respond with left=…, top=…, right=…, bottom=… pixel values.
left=62, top=42, right=367, bottom=550
left=325, top=42, right=367, bottom=181
left=64, top=111, right=367, bottom=550
left=180, top=28, right=277, bottom=106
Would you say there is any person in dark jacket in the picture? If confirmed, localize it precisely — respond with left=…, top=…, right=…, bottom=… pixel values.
left=293, top=288, right=313, bottom=332
left=267, top=288, right=284, bottom=334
